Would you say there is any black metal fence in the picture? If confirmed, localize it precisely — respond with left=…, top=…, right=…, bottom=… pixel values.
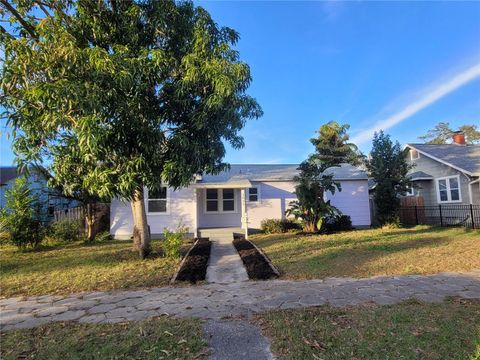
left=399, top=204, right=480, bottom=229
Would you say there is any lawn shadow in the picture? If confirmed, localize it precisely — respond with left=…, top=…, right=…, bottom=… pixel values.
left=265, top=234, right=462, bottom=278
left=1, top=238, right=195, bottom=276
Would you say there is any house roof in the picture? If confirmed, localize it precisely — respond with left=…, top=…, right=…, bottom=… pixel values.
left=408, top=171, right=433, bottom=181
left=406, top=144, right=480, bottom=176
left=198, top=163, right=368, bottom=184
left=0, top=167, right=18, bottom=185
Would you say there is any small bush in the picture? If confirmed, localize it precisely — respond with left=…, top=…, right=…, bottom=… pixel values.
left=382, top=216, right=402, bottom=229
left=324, top=215, right=353, bottom=233
left=0, top=177, right=44, bottom=249
left=261, top=218, right=301, bottom=234
left=163, top=225, right=188, bottom=258
left=51, top=219, right=81, bottom=242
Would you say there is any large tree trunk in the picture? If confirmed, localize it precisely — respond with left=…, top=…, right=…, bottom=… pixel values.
left=130, top=188, right=151, bottom=259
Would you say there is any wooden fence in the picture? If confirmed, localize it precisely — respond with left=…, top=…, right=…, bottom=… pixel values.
left=54, top=206, right=85, bottom=224
left=53, top=203, right=110, bottom=235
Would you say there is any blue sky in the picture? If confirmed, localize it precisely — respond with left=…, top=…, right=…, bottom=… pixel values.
left=1, top=1, right=480, bottom=166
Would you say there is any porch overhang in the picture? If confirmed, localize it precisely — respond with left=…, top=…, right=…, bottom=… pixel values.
left=191, top=179, right=253, bottom=189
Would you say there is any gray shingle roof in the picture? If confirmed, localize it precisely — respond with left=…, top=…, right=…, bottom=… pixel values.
left=408, top=171, right=433, bottom=180
left=199, top=163, right=367, bottom=183
left=0, top=167, right=18, bottom=185
left=407, top=144, right=480, bottom=175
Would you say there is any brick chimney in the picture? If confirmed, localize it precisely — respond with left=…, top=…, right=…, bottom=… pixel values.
left=452, top=131, right=466, bottom=145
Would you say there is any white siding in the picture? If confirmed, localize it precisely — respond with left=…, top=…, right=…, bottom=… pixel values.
left=110, top=187, right=197, bottom=239
left=247, top=180, right=371, bottom=228
left=326, top=180, right=371, bottom=226
left=110, top=179, right=371, bottom=238
left=247, top=181, right=296, bottom=229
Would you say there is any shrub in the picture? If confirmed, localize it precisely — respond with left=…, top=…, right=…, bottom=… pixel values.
left=94, top=231, right=111, bottom=242
left=261, top=218, right=301, bottom=234
left=0, top=177, right=44, bottom=249
left=324, top=215, right=352, bottom=233
left=163, top=225, right=188, bottom=258
left=382, top=216, right=402, bottom=229
left=51, top=219, right=82, bottom=242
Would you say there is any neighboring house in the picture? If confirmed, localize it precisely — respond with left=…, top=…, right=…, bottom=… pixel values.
left=0, top=167, right=77, bottom=222
left=110, top=163, right=371, bottom=239
left=404, top=133, right=480, bottom=206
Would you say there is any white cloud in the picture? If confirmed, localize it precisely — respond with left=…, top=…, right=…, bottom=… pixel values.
left=351, top=62, right=480, bottom=145
left=321, top=1, right=345, bottom=22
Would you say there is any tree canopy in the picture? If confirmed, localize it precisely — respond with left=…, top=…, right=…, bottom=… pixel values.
left=418, top=122, right=480, bottom=144
left=367, top=131, right=413, bottom=225
left=1, top=0, right=262, bottom=257
left=287, top=121, right=363, bottom=232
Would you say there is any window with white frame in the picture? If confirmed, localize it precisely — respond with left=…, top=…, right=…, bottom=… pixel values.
left=436, top=176, right=461, bottom=203
left=147, top=186, right=168, bottom=213
left=410, top=149, right=420, bottom=160
left=405, top=185, right=415, bottom=196
left=205, top=188, right=236, bottom=212
left=248, top=187, right=259, bottom=202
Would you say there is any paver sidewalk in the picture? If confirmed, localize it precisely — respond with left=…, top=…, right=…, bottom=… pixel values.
left=1, top=270, right=479, bottom=331
left=206, top=237, right=249, bottom=284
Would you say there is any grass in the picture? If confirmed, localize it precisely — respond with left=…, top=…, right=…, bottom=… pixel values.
left=257, top=298, right=480, bottom=360
left=0, top=239, right=193, bottom=298
left=250, top=226, right=480, bottom=280
left=0, top=316, right=208, bottom=360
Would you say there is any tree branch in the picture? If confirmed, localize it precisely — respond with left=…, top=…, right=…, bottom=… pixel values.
left=0, top=0, right=38, bottom=39
left=0, top=24, right=15, bottom=40
left=34, top=1, right=51, bottom=17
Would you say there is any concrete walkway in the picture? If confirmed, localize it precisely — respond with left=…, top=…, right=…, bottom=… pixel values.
left=206, top=237, right=249, bottom=284
left=1, top=271, right=479, bottom=331
left=203, top=319, right=275, bottom=360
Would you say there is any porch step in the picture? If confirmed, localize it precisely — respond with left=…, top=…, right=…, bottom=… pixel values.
left=198, top=227, right=243, bottom=240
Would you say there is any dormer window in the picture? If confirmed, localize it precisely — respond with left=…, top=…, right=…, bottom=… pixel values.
left=410, top=149, right=420, bottom=160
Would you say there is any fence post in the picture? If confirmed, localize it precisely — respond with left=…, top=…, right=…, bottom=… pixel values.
left=439, top=205, right=443, bottom=227
left=415, top=205, right=418, bottom=225
left=470, top=204, right=475, bottom=229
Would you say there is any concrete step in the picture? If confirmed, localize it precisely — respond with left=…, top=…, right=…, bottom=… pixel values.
left=198, top=227, right=243, bottom=240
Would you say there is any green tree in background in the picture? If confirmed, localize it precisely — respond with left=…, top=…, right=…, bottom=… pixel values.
left=1, top=0, right=262, bottom=258
left=287, top=122, right=363, bottom=232
left=367, top=131, right=413, bottom=225
left=0, top=177, right=44, bottom=249
left=419, top=122, right=480, bottom=144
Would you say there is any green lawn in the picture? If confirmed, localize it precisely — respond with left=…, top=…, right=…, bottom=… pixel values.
left=250, top=226, right=480, bottom=280
left=0, top=317, right=208, bottom=360
left=0, top=239, right=193, bottom=298
left=258, top=298, right=480, bottom=360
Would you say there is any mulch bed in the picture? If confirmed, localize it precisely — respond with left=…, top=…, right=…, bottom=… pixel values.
left=174, top=238, right=211, bottom=283
left=233, top=238, right=278, bottom=280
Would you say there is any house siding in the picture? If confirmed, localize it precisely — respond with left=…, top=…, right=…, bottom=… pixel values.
left=110, top=179, right=372, bottom=239
left=1, top=173, right=77, bottom=222
left=407, top=153, right=476, bottom=205
left=110, top=187, right=197, bottom=240
left=472, top=183, right=480, bottom=204
left=326, top=180, right=371, bottom=226
left=246, top=181, right=297, bottom=229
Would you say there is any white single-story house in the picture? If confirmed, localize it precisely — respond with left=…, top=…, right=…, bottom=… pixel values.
left=110, top=163, right=371, bottom=239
